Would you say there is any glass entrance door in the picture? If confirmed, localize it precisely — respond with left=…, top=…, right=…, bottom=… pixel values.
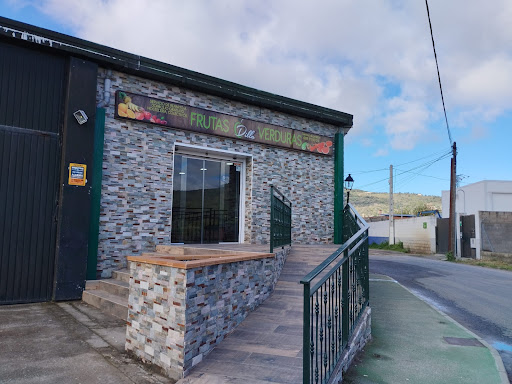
left=171, top=154, right=241, bottom=244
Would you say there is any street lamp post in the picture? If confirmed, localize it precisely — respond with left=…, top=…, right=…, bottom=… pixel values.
left=344, top=174, right=354, bottom=205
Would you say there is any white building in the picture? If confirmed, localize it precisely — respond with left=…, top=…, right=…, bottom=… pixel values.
left=442, top=180, right=512, bottom=259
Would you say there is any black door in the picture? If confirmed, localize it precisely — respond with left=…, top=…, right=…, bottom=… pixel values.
left=461, top=215, right=476, bottom=258
left=436, top=218, right=449, bottom=253
left=0, top=42, right=65, bottom=304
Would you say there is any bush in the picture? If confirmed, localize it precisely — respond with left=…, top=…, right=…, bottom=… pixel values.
left=446, top=251, right=455, bottom=261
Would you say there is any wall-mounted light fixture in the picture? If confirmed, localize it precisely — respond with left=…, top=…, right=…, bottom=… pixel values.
left=73, top=110, right=88, bottom=125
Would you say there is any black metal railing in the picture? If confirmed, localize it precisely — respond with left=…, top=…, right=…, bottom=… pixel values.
left=270, top=185, right=292, bottom=253
left=300, top=203, right=369, bottom=384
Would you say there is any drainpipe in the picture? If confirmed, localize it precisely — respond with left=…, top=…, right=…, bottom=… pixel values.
left=96, top=70, right=112, bottom=108
left=87, top=70, right=110, bottom=279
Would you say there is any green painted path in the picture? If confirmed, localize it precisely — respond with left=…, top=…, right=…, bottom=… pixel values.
left=344, top=274, right=508, bottom=384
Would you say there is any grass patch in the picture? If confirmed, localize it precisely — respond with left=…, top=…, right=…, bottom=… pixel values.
left=369, top=241, right=409, bottom=253
left=455, top=259, right=512, bottom=272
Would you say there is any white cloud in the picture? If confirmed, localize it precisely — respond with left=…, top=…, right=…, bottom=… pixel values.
left=453, top=56, right=512, bottom=109
left=384, top=98, right=431, bottom=150
left=373, top=148, right=389, bottom=157
left=21, top=0, right=512, bottom=151
left=361, top=138, right=373, bottom=147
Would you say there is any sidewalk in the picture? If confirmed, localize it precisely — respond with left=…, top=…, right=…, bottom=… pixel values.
left=343, top=274, right=509, bottom=384
left=0, top=252, right=507, bottom=383
left=0, top=301, right=172, bottom=384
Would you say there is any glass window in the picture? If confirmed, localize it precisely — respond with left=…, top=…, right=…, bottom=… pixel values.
left=171, top=154, right=241, bottom=243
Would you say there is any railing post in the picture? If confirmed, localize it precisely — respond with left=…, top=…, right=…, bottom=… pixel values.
left=342, top=248, right=349, bottom=346
left=303, top=282, right=311, bottom=384
left=364, top=229, right=370, bottom=303
left=288, top=201, right=292, bottom=247
left=270, top=185, right=274, bottom=253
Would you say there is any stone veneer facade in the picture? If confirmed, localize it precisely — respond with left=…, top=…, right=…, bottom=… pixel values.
left=96, top=68, right=340, bottom=277
left=125, top=247, right=291, bottom=379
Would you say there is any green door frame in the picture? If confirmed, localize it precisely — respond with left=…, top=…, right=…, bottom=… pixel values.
left=86, top=107, right=105, bottom=280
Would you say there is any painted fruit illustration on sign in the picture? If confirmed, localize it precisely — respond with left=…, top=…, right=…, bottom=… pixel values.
left=117, top=92, right=170, bottom=126
left=117, top=92, right=142, bottom=117
left=308, top=140, right=333, bottom=154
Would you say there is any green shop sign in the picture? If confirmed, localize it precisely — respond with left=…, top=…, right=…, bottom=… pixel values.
left=115, top=91, right=333, bottom=155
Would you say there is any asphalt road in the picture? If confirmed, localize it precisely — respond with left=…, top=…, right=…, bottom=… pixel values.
left=369, top=250, right=512, bottom=381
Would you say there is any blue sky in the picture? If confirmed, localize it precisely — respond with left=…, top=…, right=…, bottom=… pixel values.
left=2, top=0, right=511, bottom=196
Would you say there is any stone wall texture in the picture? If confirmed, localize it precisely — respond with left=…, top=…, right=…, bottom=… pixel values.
left=125, top=261, right=186, bottom=380
left=96, top=68, right=339, bottom=277
left=480, top=210, right=512, bottom=256
left=125, top=247, right=291, bottom=379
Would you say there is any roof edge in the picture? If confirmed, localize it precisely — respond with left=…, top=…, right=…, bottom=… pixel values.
left=0, top=16, right=353, bottom=129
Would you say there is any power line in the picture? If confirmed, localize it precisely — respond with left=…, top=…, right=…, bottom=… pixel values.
left=356, top=176, right=391, bottom=190
left=395, top=148, right=451, bottom=167
left=395, top=151, right=451, bottom=176
left=356, top=151, right=451, bottom=190
left=349, top=148, right=451, bottom=175
left=348, top=167, right=388, bottom=175
left=425, top=0, right=452, bottom=146
left=395, top=169, right=449, bottom=181
left=394, top=152, right=452, bottom=190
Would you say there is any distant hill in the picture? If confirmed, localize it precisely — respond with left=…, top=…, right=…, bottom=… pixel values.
left=349, top=189, right=442, bottom=218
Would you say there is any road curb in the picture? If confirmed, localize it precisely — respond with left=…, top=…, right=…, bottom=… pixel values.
left=370, top=276, right=510, bottom=384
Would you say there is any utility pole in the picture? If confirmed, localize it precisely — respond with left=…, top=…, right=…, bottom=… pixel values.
left=448, top=142, right=457, bottom=255
left=389, top=164, right=395, bottom=245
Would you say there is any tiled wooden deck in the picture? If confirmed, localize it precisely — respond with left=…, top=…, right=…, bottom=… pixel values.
left=177, top=244, right=340, bottom=384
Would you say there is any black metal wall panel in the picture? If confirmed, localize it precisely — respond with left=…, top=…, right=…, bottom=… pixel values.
left=0, top=127, right=60, bottom=303
left=461, top=215, right=476, bottom=258
left=53, top=57, right=98, bottom=301
left=436, top=218, right=449, bottom=253
left=0, top=41, right=65, bottom=134
left=0, top=41, right=65, bottom=304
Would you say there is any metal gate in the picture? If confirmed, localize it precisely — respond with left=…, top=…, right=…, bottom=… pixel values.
left=0, top=41, right=65, bottom=304
left=436, top=218, right=449, bottom=253
left=461, top=214, right=476, bottom=258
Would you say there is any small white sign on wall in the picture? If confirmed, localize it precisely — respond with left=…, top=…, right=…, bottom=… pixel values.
left=470, top=238, right=476, bottom=248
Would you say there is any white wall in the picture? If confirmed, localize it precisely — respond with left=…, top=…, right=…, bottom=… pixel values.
left=369, top=216, right=437, bottom=254
left=442, top=180, right=512, bottom=259
left=443, top=181, right=512, bottom=216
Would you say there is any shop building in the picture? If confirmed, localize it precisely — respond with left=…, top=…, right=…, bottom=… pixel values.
left=0, top=17, right=353, bottom=304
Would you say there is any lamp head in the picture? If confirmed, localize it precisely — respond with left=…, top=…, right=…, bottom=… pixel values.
left=344, top=174, right=354, bottom=190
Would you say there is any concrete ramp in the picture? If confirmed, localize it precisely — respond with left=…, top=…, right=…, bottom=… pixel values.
left=178, top=245, right=340, bottom=384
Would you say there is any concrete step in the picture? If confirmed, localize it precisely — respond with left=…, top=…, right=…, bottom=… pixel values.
left=112, top=269, right=130, bottom=284
left=82, top=289, right=128, bottom=321
left=85, top=279, right=129, bottom=298
left=96, top=279, right=129, bottom=299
